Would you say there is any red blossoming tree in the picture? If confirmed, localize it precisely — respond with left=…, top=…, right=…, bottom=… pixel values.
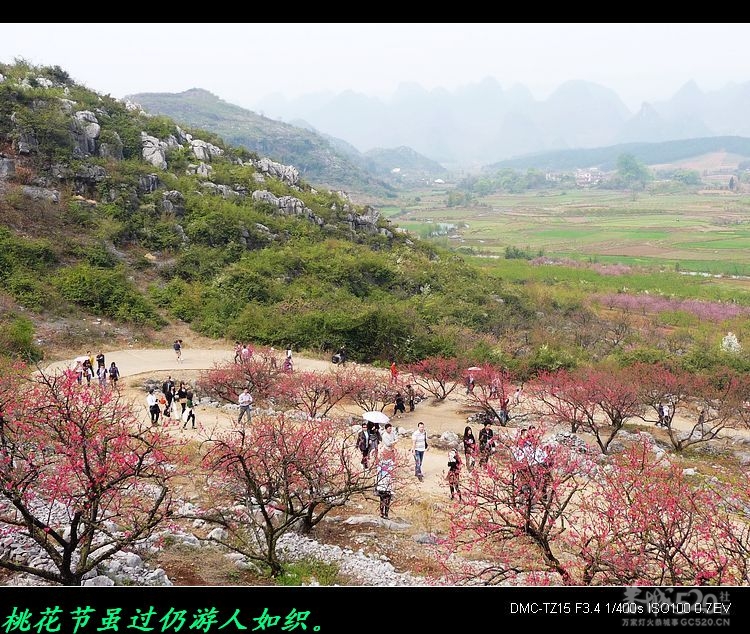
left=437, top=425, right=595, bottom=585
left=346, top=367, right=396, bottom=413
left=198, top=413, right=376, bottom=576
left=405, top=356, right=462, bottom=401
left=273, top=368, right=358, bottom=418
left=626, top=362, right=694, bottom=429
left=530, top=367, right=642, bottom=454
left=197, top=354, right=280, bottom=405
left=529, top=370, right=597, bottom=434
left=465, top=366, right=518, bottom=425
left=572, top=440, right=742, bottom=584
left=672, top=368, right=750, bottom=452
left=439, top=435, right=750, bottom=585
left=0, top=368, right=181, bottom=585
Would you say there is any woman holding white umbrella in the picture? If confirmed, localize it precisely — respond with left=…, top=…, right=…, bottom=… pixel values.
left=466, top=366, right=481, bottom=394
left=361, top=411, right=390, bottom=467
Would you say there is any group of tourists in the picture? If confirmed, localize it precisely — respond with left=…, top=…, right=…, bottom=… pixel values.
left=233, top=342, right=253, bottom=364
left=72, top=350, right=120, bottom=389
left=77, top=344, right=541, bottom=519
left=656, top=402, right=671, bottom=427
left=392, top=384, right=418, bottom=416
left=148, top=375, right=196, bottom=429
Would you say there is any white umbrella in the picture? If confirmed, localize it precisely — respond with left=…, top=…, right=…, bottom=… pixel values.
left=467, top=366, right=482, bottom=372
left=74, top=355, right=89, bottom=364
left=362, top=410, right=390, bottom=425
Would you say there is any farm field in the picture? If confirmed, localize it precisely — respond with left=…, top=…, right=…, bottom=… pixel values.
left=387, top=188, right=750, bottom=277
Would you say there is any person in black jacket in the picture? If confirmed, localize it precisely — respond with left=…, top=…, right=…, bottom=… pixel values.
left=447, top=449, right=462, bottom=500
left=393, top=392, right=406, bottom=416
left=367, top=420, right=382, bottom=465
left=478, top=421, right=494, bottom=466
left=356, top=422, right=370, bottom=468
left=176, top=382, right=188, bottom=416
left=183, top=388, right=196, bottom=430
left=161, top=376, right=175, bottom=419
left=108, top=362, right=120, bottom=388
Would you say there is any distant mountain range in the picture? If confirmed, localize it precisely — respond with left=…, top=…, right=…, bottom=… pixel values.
left=489, top=136, right=750, bottom=172
left=127, top=89, right=448, bottom=197
left=129, top=79, right=750, bottom=196
left=253, top=77, right=750, bottom=167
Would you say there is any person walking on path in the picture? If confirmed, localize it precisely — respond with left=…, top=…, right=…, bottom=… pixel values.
left=237, top=387, right=254, bottom=424
left=183, top=388, right=196, bottom=430
left=698, top=407, right=707, bottom=434
left=393, top=392, right=406, bottom=416
left=146, top=389, right=160, bottom=426
left=447, top=448, right=462, bottom=501
left=96, top=364, right=108, bottom=388
left=158, top=392, right=168, bottom=423
left=390, top=361, right=398, bottom=385
left=380, top=422, right=398, bottom=459
left=176, top=382, right=188, bottom=416
left=335, top=345, right=347, bottom=366
left=283, top=347, right=294, bottom=373
left=406, top=384, right=415, bottom=412
left=499, top=396, right=510, bottom=425
left=173, top=339, right=182, bottom=363
left=478, top=420, right=495, bottom=466
left=375, top=457, right=395, bottom=519
left=463, top=425, right=477, bottom=471
left=108, top=361, right=120, bottom=388
left=162, top=376, right=175, bottom=420
left=96, top=351, right=105, bottom=371
left=82, top=357, right=93, bottom=386
left=356, top=422, right=371, bottom=468
left=74, top=359, right=84, bottom=385
left=366, top=420, right=382, bottom=465
left=411, top=421, right=428, bottom=481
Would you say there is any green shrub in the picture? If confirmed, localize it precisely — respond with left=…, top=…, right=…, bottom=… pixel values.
left=0, top=314, right=42, bottom=360
left=613, top=347, right=668, bottom=367
left=12, top=99, right=75, bottom=163
left=142, top=115, right=177, bottom=140
left=184, top=211, right=240, bottom=247
left=54, top=264, right=163, bottom=325
left=5, top=271, right=55, bottom=310
left=170, top=245, right=243, bottom=282
left=81, top=243, right=118, bottom=269
left=525, top=344, right=578, bottom=376
left=0, top=228, right=57, bottom=273
left=139, top=220, right=183, bottom=252
left=150, top=278, right=203, bottom=323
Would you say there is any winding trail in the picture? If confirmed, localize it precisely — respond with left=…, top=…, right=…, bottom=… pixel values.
left=42, top=348, right=463, bottom=497
left=43, top=347, right=334, bottom=378
left=42, top=348, right=750, bottom=501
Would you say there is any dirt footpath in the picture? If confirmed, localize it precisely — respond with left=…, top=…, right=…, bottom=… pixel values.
left=42, top=348, right=479, bottom=499
left=42, top=349, right=750, bottom=504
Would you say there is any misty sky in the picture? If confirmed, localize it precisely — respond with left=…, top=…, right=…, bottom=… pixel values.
left=0, top=23, right=746, bottom=112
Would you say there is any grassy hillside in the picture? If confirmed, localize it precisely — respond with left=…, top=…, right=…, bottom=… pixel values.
left=0, top=61, right=527, bottom=366
left=3, top=60, right=750, bottom=380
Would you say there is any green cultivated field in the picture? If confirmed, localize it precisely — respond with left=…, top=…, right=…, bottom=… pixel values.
left=390, top=188, right=750, bottom=276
